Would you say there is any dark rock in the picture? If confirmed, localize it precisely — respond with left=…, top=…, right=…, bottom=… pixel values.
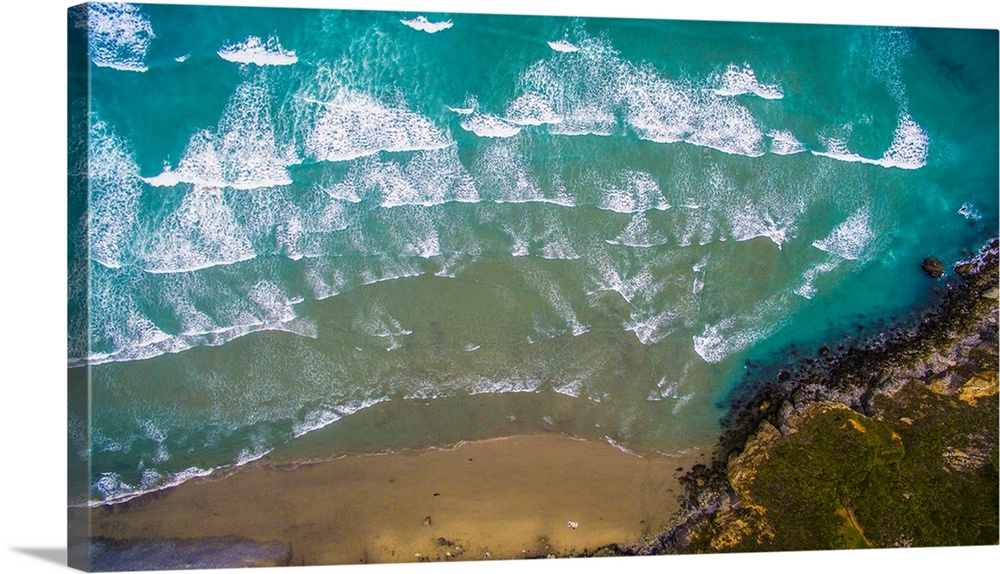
left=777, top=370, right=791, bottom=382
left=922, top=257, right=945, bottom=278
left=955, top=262, right=974, bottom=277
left=648, top=237, right=1000, bottom=555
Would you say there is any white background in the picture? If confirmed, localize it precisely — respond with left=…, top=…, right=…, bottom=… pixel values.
left=2, top=1, right=997, bottom=573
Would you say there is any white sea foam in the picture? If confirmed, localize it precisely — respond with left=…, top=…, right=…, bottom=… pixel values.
left=85, top=268, right=317, bottom=366
left=539, top=236, right=581, bottom=260
left=475, top=140, right=574, bottom=206
left=712, top=63, right=783, bottom=99
left=693, top=294, right=792, bottom=363
left=511, top=237, right=529, bottom=257
left=620, top=68, right=692, bottom=145
left=813, top=114, right=928, bottom=170
left=403, top=230, right=442, bottom=259
left=553, top=379, right=583, bottom=397
left=812, top=135, right=861, bottom=163
left=548, top=39, right=580, bottom=52
left=690, top=256, right=709, bottom=296
left=400, top=15, right=453, bottom=33
left=684, top=98, right=768, bottom=157
left=870, top=28, right=914, bottom=105
left=84, top=3, right=154, bottom=72
left=626, top=309, right=677, bottom=345
left=658, top=373, right=699, bottom=414
left=794, top=260, right=841, bottom=299
left=293, top=409, right=342, bottom=438
left=469, top=377, right=543, bottom=395
left=88, top=117, right=143, bottom=269
left=91, top=466, right=214, bottom=506
left=276, top=198, right=351, bottom=261
left=676, top=212, right=724, bottom=247
left=624, top=67, right=767, bottom=157
left=302, top=256, right=424, bottom=302
left=492, top=36, right=770, bottom=156
left=234, top=442, right=272, bottom=467
left=305, top=91, right=451, bottom=161
left=376, top=147, right=479, bottom=208
left=460, top=113, right=522, bottom=138
left=218, top=36, right=297, bottom=66
left=447, top=95, right=477, bottom=115
left=768, top=129, right=806, bottom=155
left=174, top=53, right=190, bottom=63
left=597, top=170, right=669, bottom=213
left=671, top=393, right=694, bottom=415
left=513, top=37, right=623, bottom=139
left=604, top=436, right=635, bottom=454
left=812, top=209, right=873, bottom=261
left=879, top=113, right=929, bottom=170
left=146, top=79, right=292, bottom=190
left=547, top=104, right=617, bottom=136
left=959, top=202, right=982, bottom=220
left=504, top=92, right=562, bottom=126
left=606, top=212, right=670, bottom=248
left=140, top=186, right=256, bottom=274
left=524, top=271, right=589, bottom=336
left=593, top=260, right=661, bottom=305
left=727, top=199, right=790, bottom=247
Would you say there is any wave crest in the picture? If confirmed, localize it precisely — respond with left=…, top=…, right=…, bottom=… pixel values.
left=84, top=3, right=154, bottom=72
left=218, top=36, right=298, bottom=66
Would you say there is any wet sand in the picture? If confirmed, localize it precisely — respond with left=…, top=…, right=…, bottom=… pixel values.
left=87, top=434, right=708, bottom=566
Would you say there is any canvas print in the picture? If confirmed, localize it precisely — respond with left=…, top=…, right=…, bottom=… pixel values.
left=67, top=2, right=998, bottom=571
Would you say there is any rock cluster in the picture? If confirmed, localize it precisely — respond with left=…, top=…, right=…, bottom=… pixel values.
left=625, top=238, right=999, bottom=554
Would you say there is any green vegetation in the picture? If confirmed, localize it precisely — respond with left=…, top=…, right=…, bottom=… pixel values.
left=740, top=405, right=903, bottom=551
left=736, top=389, right=997, bottom=551
left=628, top=242, right=998, bottom=556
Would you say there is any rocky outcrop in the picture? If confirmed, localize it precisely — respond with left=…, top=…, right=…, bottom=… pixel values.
left=922, top=257, right=945, bottom=278
left=630, top=238, right=999, bottom=554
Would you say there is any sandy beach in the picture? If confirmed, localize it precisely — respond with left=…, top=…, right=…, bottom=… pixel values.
left=82, top=434, right=708, bottom=567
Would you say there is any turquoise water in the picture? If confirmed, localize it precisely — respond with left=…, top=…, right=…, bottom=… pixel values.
left=67, top=3, right=998, bottom=504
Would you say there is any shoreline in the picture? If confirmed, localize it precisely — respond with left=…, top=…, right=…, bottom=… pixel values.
left=71, top=238, right=999, bottom=566
left=79, top=433, right=709, bottom=568
left=627, top=237, right=999, bottom=553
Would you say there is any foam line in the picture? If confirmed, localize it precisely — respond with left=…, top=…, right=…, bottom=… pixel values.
left=400, top=15, right=453, bottom=33
left=218, top=36, right=298, bottom=66
left=82, top=3, right=154, bottom=72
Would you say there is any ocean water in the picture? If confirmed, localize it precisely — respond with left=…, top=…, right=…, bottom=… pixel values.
left=67, top=3, right=998, bottom=505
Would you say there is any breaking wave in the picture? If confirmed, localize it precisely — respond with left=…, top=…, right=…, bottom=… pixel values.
left=81, top=2, right=154, bottom=72
left=218, top=36, right=298, bottom=66
left=304, top=91, right=451, bottom=161
left=145, top=79, right=293, bottom=190
left=400, top=15, right=453, bottom=33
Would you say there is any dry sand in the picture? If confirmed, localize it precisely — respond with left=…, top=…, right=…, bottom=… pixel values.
left=87, top=434, right=709, bottom=566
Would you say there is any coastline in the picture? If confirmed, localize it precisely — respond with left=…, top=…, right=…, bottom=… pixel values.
left=628, top=238, right=999, bottom=553
left=79, top=434, right=709, bottom=568
left=72, top=238, right=1000, bottom=567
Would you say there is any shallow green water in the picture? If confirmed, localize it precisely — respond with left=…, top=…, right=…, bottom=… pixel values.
left=67, top=3, right=998, bottom=503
